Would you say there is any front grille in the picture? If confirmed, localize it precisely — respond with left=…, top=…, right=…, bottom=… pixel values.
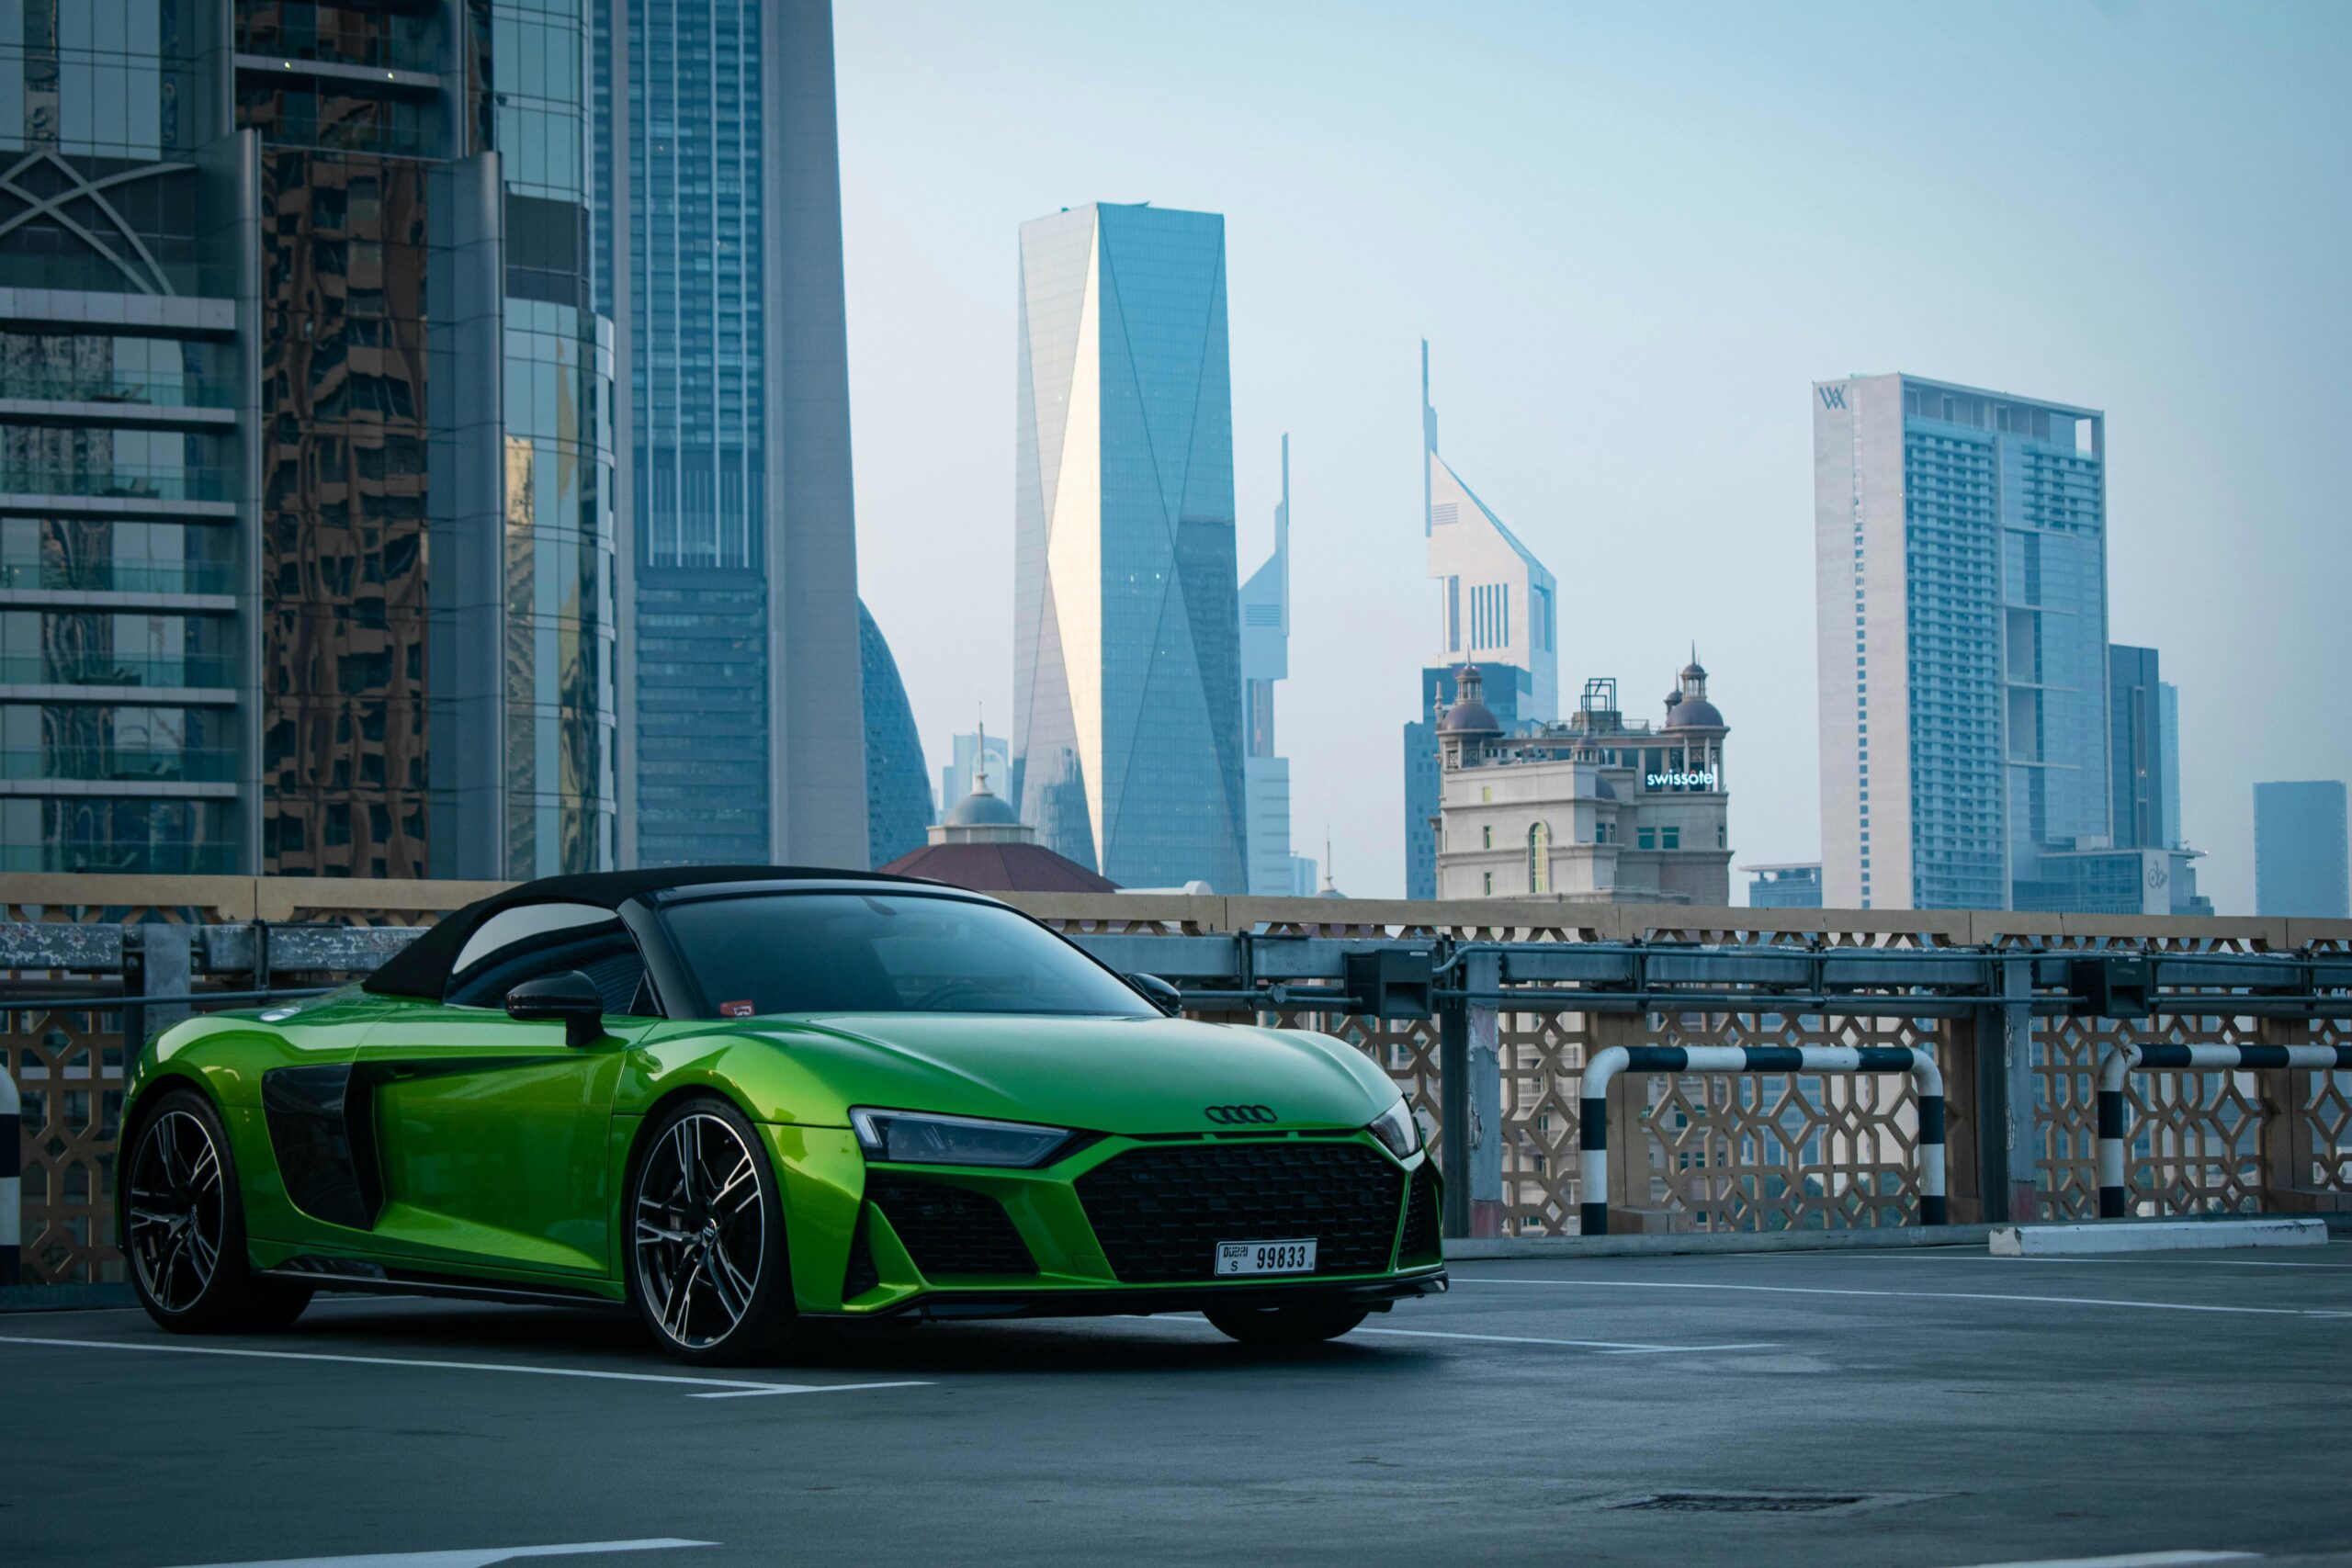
left=1076, top=1140, right=1408, bottom=1283
left=842, top=1213, right=881, bottom=1300
left=867, top=1176, right=1037, bottom=1277
left=1397, top=1165, right=1441, bottom=1263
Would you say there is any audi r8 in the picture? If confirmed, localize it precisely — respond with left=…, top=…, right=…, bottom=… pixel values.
left=119, top=869, right=1447, bottom=1362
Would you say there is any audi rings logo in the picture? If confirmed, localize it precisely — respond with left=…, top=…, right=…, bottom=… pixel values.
left=1204, top=1104, right=1278, bottom=1125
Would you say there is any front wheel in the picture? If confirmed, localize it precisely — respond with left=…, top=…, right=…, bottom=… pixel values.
left=125, top=1088, right=311, bottom=1334
left=1204, top=1300, right=1371, bottom=1347
left=628, top=1096, right=805, bottom=1365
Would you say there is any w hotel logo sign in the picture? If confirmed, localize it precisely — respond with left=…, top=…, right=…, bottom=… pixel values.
left=1818, top=384, right=1849, bottom=411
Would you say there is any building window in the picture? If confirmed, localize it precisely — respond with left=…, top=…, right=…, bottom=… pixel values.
left=1529, top=821, right=1550, bottom=894
left=1481, top=824, right=1492, bottom=850
left=1482, top=870, right=1493, bottom=896
left=1637, top=828, right=1657, bottom=851
left=1662, top=827, right=1680, bottom=851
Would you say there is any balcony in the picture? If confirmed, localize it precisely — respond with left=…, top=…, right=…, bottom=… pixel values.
left=0, top=841, right=241, bottom=874
left=0, top=652, right=238, bottom=690
left=0, top=745, right=239, bottom=784
left=0, top=369, right=237, bottom=411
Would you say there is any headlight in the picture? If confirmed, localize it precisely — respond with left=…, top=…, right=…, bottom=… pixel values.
left=1367, top=1098, right=1421, bottom=1159
left=850, top=1107, right=1079, bottom=1168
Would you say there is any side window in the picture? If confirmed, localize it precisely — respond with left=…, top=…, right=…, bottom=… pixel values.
left=445, top=902, right=653, bottom=1015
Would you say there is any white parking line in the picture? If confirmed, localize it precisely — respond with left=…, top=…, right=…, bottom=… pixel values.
left=1352, top=1325, right=1780, bottom=1355
left=1454, top=1279, right=2352, bottom=1319
left=166, top=1540, right=716, bottom=1568
left=0, top=1334, right=931, bottom=1400
left=1936, top=1551, right=2256, bottom=1568
left=1893, top=1253, right=2352, bottom=1271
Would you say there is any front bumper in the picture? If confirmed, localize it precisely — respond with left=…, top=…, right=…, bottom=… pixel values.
left=773, top=1124, right=1445, bottom=1315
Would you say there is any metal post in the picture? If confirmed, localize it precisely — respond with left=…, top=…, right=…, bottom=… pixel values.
left=133, top=924, right=194, bottom=1050
left=1462, top=950, right=1502, bottom=1239
left=0, top=1064, right=18, bottom=1285
left=1437, top=968, right=1471, bottom=1239
left=1973, top=954, right=2039, bottom=1224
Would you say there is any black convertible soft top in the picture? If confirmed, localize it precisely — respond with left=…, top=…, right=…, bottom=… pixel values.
left=361, top=865, right=939, bottom=999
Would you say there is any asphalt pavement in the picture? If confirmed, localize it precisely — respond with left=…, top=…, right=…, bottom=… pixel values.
left=6, top=1243, right=2352, bottom=1568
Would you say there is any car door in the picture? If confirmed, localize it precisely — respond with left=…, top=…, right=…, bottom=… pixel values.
left=357, top=902, right=657, bottom=1280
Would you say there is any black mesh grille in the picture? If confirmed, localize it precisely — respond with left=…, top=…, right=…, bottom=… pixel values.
left=1397, top=1166, right=1441, bottom=1262
left=1076, top=1141, right=1408, bottom=1283
left=868, top=1176, right=1037, bottom=1277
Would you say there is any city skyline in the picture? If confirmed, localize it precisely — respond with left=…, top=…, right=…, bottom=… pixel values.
left=836, top=2, right=2352, bottom=909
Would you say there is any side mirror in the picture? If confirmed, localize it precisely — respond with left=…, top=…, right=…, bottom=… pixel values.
left=506, top=970, right=606, bottom=1046
left=1127, top=973, right=1183, bottom=1016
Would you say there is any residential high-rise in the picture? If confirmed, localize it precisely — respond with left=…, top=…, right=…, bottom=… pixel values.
left=1403, top=342, right=1556, bottom=897
left=1012, top=202, right=1246, bottom=891
left=858, top=600, right=929, bottom=870
left=1813, top=374, right=2109, bottom=910
left=2255, top=781, right=2350, bottom=918
left=1240, top=434, right=1295, bottom=896
left=597, top=0, right=866, bottom=870
left=1, top=0, right=619, bottom=878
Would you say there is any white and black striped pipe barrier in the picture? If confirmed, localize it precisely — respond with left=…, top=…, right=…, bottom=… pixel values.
left=1578, top=1044, right=1947, bottom=1236
left=2097, top=1040, right=2352, bottom=1218
left=1, top=1066, right=18, bottom=1285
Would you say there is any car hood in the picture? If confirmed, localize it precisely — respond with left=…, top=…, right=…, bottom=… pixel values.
left=748, top=1011, right=1398, bottom=1135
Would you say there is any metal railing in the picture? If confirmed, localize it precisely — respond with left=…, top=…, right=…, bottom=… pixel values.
left=0, top=561, right=238, bottom=597
left=4, top=876, right=2351, bottom=1284
left=0, top=654, right=238, bottom=689
left=0, top=466, right=238, bottom=503
left=0, top=746, right=238, bottom=784
left=0, top=371, right=237, bottom=411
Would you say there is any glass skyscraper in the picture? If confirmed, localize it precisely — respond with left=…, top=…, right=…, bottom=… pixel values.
left=597, top=0, right=867, bottom=870
left=858, top=599, right=929, bottom=870
left=1239, top=434, right=1296, bottom=897
left=1403, top=342, right=1556, bottom=898
left=2256, top=781, right=2350, bottom=919
left=1813, top=373, right=2109, bottom=910
left=0, top=0, right=617, bottom=878
left=1012, top=202, right=1246, bottom=890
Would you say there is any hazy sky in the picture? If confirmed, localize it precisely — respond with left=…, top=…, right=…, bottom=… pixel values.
left=833, top=1, right=2351, bottom=909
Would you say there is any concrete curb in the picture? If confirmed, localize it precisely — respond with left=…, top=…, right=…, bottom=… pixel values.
left=1443, top=1225, right=1999, bottom=1261
left=1993, top=1217, right=2328, bottom=1256
left=0, top=1282, right=135, bottom=1313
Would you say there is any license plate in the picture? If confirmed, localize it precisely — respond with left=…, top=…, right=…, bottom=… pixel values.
left=1216, top=1239, right=1317, bottom=1277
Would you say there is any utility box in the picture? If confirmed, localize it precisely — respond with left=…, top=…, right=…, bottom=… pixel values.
left=1345, top=948, right=1436, bottom=1020
left=2070, top=954, right=2154, bottom=1018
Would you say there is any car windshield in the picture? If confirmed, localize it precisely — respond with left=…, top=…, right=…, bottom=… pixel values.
left=656, top=891, right=1155, bottom=1019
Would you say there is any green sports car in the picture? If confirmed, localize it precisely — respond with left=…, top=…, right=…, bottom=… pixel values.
left=119, top=868, right=1447, bottom=1362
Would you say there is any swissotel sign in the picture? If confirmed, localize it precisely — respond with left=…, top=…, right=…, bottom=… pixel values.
left=1646, top=768, right=1719, bottom=791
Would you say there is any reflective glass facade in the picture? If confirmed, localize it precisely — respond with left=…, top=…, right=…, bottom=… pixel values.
left=0, top=1, right=617, bottom=877
left=600, top=0, right=773, bottom=866
left=859, top=600, right=929, bottom=870
left=1013, top=203, right=1247, bottom=890
left=2255, top=781, right=2350, bottom=919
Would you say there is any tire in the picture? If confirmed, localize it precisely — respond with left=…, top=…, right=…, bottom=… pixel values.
left=627, top=1095, right=805, bottom=1366
left=124, top=1087, right=312, bottom=1335
left=1204, top=1300, right=1372, bottom=1347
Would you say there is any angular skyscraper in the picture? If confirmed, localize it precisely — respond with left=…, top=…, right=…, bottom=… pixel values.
left=1012, top=202, right=1246, bottom=891
left=1402, top=342, right=1557, bottom=897
left=0, top=0, right=618, bottom=878
left=1240, top=435, right=1295, bottom=896
left=2256, top=781, right=2350, bottom=918
left=1814, top=375, right=2109, bottom=910
left=597, top=0, right=866, bottom=870
left=2109, top=644, right=2170, bottom=851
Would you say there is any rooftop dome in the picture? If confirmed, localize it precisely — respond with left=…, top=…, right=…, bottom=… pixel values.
left=943, top=785, right=1021, bottom=828
left=1664, top=649, right=1724, bottom=729
left=1437, top=664, right=1500, bottom=735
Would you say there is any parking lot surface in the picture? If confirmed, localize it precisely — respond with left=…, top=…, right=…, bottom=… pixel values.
left=6, top=1244, right=2351, bottom=1568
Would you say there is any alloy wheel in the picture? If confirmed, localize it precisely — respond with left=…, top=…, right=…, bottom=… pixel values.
left=127, top=1110, right=225, bottom=1314
left=633, top=1112, right=767, bottom=1349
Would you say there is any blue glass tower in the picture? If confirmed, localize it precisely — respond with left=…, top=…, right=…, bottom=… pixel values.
left=1012, top=203, right=1247, bottom=890
left=859, top=600, right=930, bottom=870
left=1813, top=374, right=2109, bottom=910
left=598, top=0, right=866, bottom=869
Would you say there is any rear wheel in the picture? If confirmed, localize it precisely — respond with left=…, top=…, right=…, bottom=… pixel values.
left=628, top=1096, right=805, bottom=1365
left=1204, top=1300, right=1371, bottom=1347
left=125, top=1089, right=311, bottom=1334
